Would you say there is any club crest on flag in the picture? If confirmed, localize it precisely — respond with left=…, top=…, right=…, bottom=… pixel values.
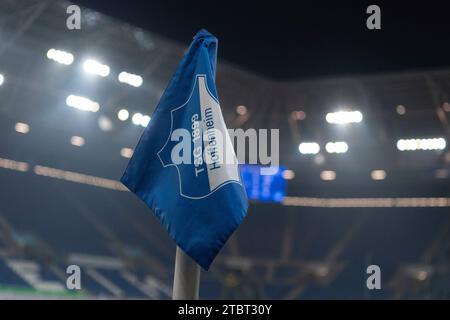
left=157, top=74, right=242, bottom=199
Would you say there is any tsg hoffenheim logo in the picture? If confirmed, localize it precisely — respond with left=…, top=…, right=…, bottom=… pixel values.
left=157, top=75, right=242, bottom=199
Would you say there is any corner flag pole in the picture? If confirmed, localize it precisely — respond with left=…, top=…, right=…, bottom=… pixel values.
left=172, top=246, right=201, bottom=299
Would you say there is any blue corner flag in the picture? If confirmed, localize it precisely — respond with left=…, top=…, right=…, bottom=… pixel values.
left=121, top=29, right=248, bottom=270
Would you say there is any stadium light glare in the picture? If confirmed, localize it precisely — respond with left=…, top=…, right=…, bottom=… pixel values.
left=46, top=48, right=74, bottom=65
left=435, top=169, right=449, bottom=179
left=396, top=138, right=446, bottom=151
left=117, top=109, right=129, bottom=121
left=98, top=115, right=113, bottom=132
left=325, top=141, right=348, bottom=154
left=83, top=59, right=110, bottom=77
left=282, top=169, right=295, bottom=180
left=320, top=170, right=336, bottom=181
left=120, top=148, right=134, bottom=159
left=14, top=122, right=30, bottom=134
left=314, top=265, right=329, bottom=277
left=70, top=136, right=85, bottom=147
left=326, top=110, right=363, bottom=124
left=118, top=71, right=143, bottom=87
left=0, top=73, right=4, bottom=86
left=314, top=154, right=325, bottom=166
left=66, top=95, right=100, bottom=112
left=298, top=142, right=320, bottom=155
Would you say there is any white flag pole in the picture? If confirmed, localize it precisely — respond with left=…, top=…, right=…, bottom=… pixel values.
left=172, top=246, right=201, bottom=300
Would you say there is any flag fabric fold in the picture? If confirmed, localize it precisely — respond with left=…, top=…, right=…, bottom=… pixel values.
left=121, top=29, right=248, bottom=270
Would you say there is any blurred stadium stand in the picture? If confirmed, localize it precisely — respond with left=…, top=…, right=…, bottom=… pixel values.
left=0, top=0, right=449, bottom=299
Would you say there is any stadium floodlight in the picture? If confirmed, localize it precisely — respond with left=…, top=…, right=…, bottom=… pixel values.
left=118, top=71, right=143, bottom=87
left=83, top=59, right=110, bottom=77
left=98, top=115, right=113, bottom=132
left=132, top=113, right=151, bottom=127
left=0, top=158, right=29, bottom=172
left=291, top=110, right=306, bottom=121
left=320, top=170, right=336, bottom=181
left=325, top=141, right=348, bottom=154
left=117, top=109, right=129, bottom=121
left=66, top=95, right=100, bottom=112
left=396, top=138, right=446, bottom=151
left=396, top=105, right=406, bottom=115
left=0, top=73, right=4, bottom=86
left=15, top=122, right=30, bottom=134
left=70, top=136, right=85, bottom=147
left=435, top=169, right=449, bottom=179
left=282, top=169, right=295, bottom=180
left=46, top=48, right=74, bottom=65
left=236, top=105, right=248, bottom=116
left=298, top=142, right=320, bottom=155
left=326, top=110, right=363, bottom=124
left=120, top=147, right=134, bottom=159
left=141, top=115, right=151, bottom=127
